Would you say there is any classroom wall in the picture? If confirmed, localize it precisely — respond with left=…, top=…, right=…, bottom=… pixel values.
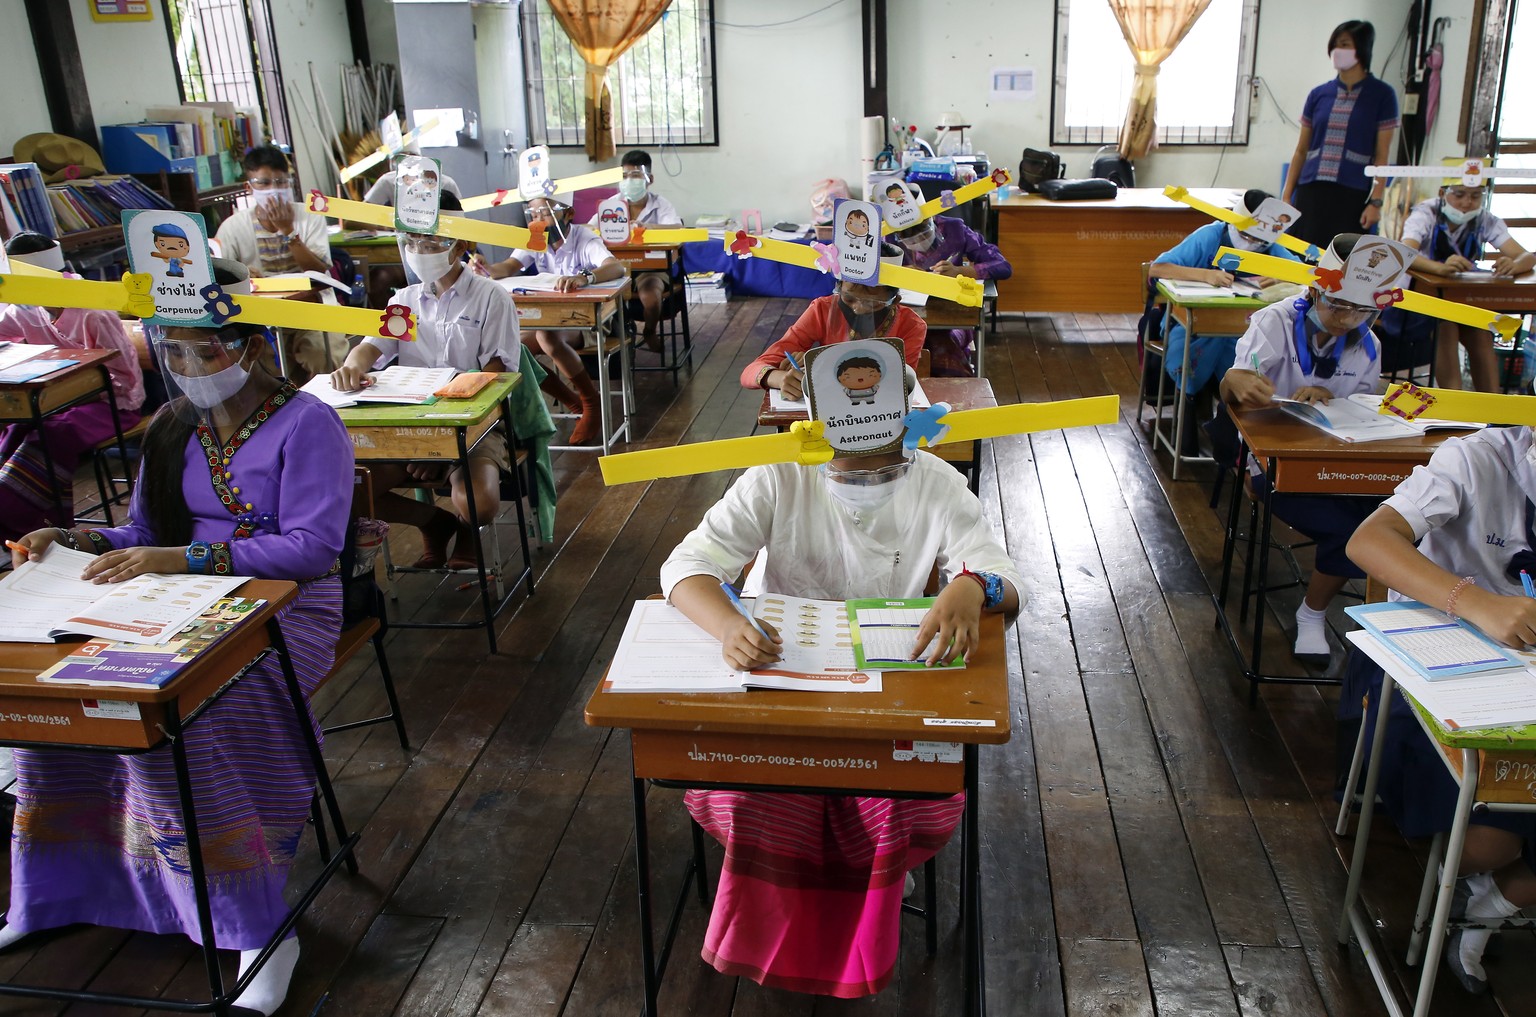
left=0, top=2, right=54, bottom=158
left=268, top=0, right=356, bottom=192
left=360, top=0, right=400, bottom=71
left=71, top=5, right=183, bottom=138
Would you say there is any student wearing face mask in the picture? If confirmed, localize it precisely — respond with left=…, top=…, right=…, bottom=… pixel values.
left=7, top=298, right=352, bottom=1017
left=1399, top=169, right=1535, bottom=392
left=1148, top=190, right=1301, bottom=415
left=741, top=244, right=924, bottom=400
left=588, top=150, right=683, bottom=352
left=660, top=435, right=1021, bottom=997
left=330, top=194, right=533, bottom=569
left=1281, top=20, right=1400, bottom=246
left=892, top=214, right=1011, bottom=376
left=213, top=145, right=342, bottom=384
left=480, top=196, right=627, bottom=444
left=0, top=232, right=146, bottom=542
left=1219, top=234, right=1387, bottom=662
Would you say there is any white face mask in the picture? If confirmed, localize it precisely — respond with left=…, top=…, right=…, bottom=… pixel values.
left=254, top=188, right=287, bottom=208
left=170, top=359, right=251, bottom=409
left=1332, top=48, right=1359, bottom=71
left=822, top=467, right=910, bottom=513
left=404, top=248, right=456, bottom=286
left=1442, top=203, right=1478, bottom=226
left=619, top=177, right=648, bottom=202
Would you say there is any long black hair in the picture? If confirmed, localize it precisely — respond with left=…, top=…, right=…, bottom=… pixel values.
left=1328, top=20, right=1375, bottom=72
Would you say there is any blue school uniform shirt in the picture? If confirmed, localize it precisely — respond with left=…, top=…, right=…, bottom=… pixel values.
left=1153, top=222, right=1301, bottom=393
left=1298, top=75, right=1400, bottom=192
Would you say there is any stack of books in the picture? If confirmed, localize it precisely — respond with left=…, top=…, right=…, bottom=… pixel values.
left=0, top=163, right=56, bottom=239
left=46, top=176, right=172, bottom=234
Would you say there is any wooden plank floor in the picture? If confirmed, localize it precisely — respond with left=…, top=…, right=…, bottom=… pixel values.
left=10, top=298, right=1536, bottom=1016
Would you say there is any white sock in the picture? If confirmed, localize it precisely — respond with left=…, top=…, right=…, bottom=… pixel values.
left=1295, top=604, right=1330, bottom=657
left=0, top=924, right=27, bottom=951
left=234, top=935, right=300, bottom=1016
left=1458, top=873, right=1519, bottom=983
left=903, top=871, right=916, bottom=899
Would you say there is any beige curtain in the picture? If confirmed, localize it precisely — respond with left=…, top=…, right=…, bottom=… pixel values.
left=1106, top=0, right=1215, bottom=160
left=546, top=0, right=672, bottom=161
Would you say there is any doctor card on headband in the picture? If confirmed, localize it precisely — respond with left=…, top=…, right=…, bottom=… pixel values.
left=122, top=209, right=217, bottom=327
left=394, top=155, right=442, bottom=234
left=834, top=198, right=882, bottom=283
left=805, top=338, right=908, bottom=455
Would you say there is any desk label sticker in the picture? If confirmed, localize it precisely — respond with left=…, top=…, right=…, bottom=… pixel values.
left=892, top=740, right=962, bottom=763
left=923, top=717, right=996, bottom=727
left=82, top=699, right=141, bottom=721
left=516, top=307, right=543, bottom=321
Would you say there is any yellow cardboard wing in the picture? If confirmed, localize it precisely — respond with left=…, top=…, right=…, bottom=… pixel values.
left=1378, top=383, right=1536, bottom=426
left=309, top=192, right=540, bottom=251
left=724, top=234, right=982, bottom=306
left=459, top=167, right=626, bottom=211
left=1164, top=186, right=1322, bottom=262
left=881, top=170, right=1012, bottom=236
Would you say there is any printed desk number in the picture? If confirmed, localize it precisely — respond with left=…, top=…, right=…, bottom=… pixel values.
left=631, top=730, right=964, bottom=794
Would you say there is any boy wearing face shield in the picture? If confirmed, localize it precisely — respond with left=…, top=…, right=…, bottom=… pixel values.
left=893, top=214, right=1011, bottom=376
left=740, top=243, right=924, bottom=401
left=1219, top=233, right=1387, bottom=663
left=331, top=194, right=526, bottom=569
left=1399, top=169, right=1535, bottom=392
left=479, top=196, right=627, bottom=444
left=586, top=150, right=682, bottom=352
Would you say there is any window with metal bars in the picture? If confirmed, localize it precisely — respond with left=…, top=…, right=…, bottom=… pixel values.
left=1051, top=0, right=1259, bottom=148
left=163, top=0, right=291, bottom=152
left=521, top=0, right=719, bottom=148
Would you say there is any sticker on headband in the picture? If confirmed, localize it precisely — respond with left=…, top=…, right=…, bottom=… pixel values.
left=122, top=209, right=217, bottom=327
left=518, top=145, right=555, bottom=200
left=1324, top=236, right=1417, bottom=307
left=804, top=337, right=908, bottom=456
left=596, top=194, right=630, bottom=245
left=1243, top=197, right=1300, bottom=243
left=834, top=198, right=882, bottom=285
left=394, top=155, right=442, bottom=235
left=879, top=180, right=923, bottom=230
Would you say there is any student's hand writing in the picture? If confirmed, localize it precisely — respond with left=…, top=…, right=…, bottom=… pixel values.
left=721, top=616, right=782, bottom=671
left=1492, top=255, right=1524, bottom=278
left=931, top=261, right=970, bottom=278
left=1203, top=269, right=1235, bottom=286
left=1459, top=589, right=1536, bottom=648
left=555, top=274, right=585, bottom=292
left=254, top=199, right=296, bottom=236
left=9, top=529, right=63, bottom=569
left=330, top=364, right=371, bottom=392
left=911, top=578, right=984, bottom=666
left=82, top=546, right=187, bottom=584
left=776, top=359, right=805, bottom=401
left=1291, top=386, right=1334, bottom=405
left=469, top=254, right=492, bottom=277
left=1224, top=370, right=1275, bottom=409
left=1443, top=254, right=1476, bottom=274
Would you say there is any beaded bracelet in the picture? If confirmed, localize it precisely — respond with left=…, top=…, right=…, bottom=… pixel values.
left=55, top=527, right=81, bottom=552
left=1446, top=575, right=1477, bottom=620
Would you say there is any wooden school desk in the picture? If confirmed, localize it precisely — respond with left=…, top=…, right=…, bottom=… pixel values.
left=502, top=279, right=634, bottom=454
left=585, top=611, right=1011, bottom=1017
left=608, top=241, right=694, bottom=375
left=0, top=579, right=357, bottom=1015
left=1214, top=407, right=1468, bottom=701
left=906, top=280, right=999, bottom=377
left=1142, top=283, right=1264, bottom=479
left=756, top=376, right=998, bottom=494
left=0, top=347, right=134, bottom=525
left=1408, top=266, right=1536, bottom=314
left=1337, top=632, right=1536, bottom=1017
left=336, top=374, right=535, bottom=654
left=993, top=188, right=1226, bottom=313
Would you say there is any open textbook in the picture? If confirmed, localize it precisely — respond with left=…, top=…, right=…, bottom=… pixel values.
left=770, top=377, right=931, bottom=413
left=0, top=547, right=244, bottom=644
left=300, top=366, right=458, bottom=409
left=1272, top=393, right=1480, bottom=443
left=36, top=596, right=266, bottom=688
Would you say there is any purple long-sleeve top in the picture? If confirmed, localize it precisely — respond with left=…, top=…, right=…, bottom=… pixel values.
left=95, top=391, right=353, bottom=580
left=901, top=216, right=1012, bottom=281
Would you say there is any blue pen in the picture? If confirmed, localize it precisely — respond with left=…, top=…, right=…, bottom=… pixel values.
left=784, top=351, right=804, bottom=374
left=720, top=581, right=772, bottom=640
left=1522, top=570, right=1534, bottom=598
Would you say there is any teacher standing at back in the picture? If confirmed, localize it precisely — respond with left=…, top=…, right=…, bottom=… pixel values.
left=1282, top=20, right=1399, bottom=247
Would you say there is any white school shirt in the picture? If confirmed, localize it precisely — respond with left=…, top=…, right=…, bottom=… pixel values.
left=1399, top=198, right=1512, bottom=253
left=213, top=203, right=332, bottom=276
left=660, top=452, right=1023, bottom=604
left=361, top=268, right=521, bottom=371
left=585, top=192, right=681, bottom=227
left=1383, top=426, right=1536, bottom=600
left=509, top=224, right=618, bottom=277
left=1231, top=298, right=1381, bottom=401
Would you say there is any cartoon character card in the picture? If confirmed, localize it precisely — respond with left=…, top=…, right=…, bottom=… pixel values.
left=1244, top=197, right=1300, bottom=243
left=833, top=198, right=882, bottom=284
left=880, top=180, right=922, bottom=230
left=393, top=155, right=442, bottom=234
left=596, top=194, right=630, bottom=245
left=804, top=337, right=908, bottom=455
left=518, top=145, right=555, bottom=200
left=122, top=209, right=216, bottom=326
left=1334, top=237, right=1417, bottom=306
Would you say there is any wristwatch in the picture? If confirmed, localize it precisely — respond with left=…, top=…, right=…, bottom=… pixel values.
left=186, top=541, right=211, bottom=574
left=287, top=232, right=303, bottom=246
left=960, top=567, right=1006, bottom=609
left=582, top=269, right=596, bottom=285
left=1365, top=198, right=1384, bottom=209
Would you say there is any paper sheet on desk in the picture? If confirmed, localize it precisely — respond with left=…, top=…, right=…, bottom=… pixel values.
left=300, top=366, right=457, bottom=408
left=745, top=594, right=882, bottom=692
left=0, top=343, right=54, bottom=371
left=1349, top=631, right=1536, bottom=731
left=770, top=378, right=930, bottom=413
left=495, top=274, right=629, bottom=294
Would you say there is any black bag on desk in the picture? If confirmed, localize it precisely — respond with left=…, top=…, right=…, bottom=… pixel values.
left=1090, top=145, right=1136, bottom=188
left=1018, top=148, right=1064, bottom=192
left=1037, top=178, right=1118, bottom=201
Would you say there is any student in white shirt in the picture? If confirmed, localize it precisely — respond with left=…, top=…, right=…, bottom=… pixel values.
left=1346, top=426, right=1536, bottom=994
left=481, top=196, right=627, bottom=444
left=214, top=145, right=342, bottom=383
left=1399, top=173, right=1536, bottom=393
left=1219, top=233, right=1385, bottom=662
left=331, top=195, right=521, bottom=570
left=587, top=150, right=682, bottom=352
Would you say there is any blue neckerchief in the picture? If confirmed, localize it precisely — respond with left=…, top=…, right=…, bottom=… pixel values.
left=1291, top=297, right=1375, bottom=378
left=1431, top=200, right=1483, bottom=262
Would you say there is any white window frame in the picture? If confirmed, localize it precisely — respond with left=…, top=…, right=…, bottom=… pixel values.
left=1051, top=0, right=1261, bottom=148
left=521, top=0, right=719, bottom=149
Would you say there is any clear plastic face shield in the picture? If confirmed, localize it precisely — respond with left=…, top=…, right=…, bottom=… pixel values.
left=149, top=323, right=285, bottom=428
left=619, top=165, right=651, bottom=202
left=525, top=198, right=572, bottom=242
left=897, top=221, right=937, bottom=254
left=821, top=450, right=916, bottom=511
left=396, top=231, right=463, bottom=289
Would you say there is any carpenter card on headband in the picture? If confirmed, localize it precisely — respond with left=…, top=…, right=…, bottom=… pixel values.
left=122, top=209, right=217, bottom=327
left=1244, top=197, right=1300, bottom=243
left=804, top=337, right=908, bottom=456
left=879, top=180, right=923, bottom=230
left=518, top=145, right=555, bottom=200
left=834, top=198, right=882, bottom=284
left=596, top=194, right=630, bottom=245
left=394, top=155, right=442, bottom=234
left=1326, top=236, right=1417, bottom=307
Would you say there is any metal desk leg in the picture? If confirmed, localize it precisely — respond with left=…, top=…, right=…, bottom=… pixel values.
left=1248, top=459, right=1279, bottom=703
left=1408, top=749, right=1480, bottom=1017
left=100, top=371, right=133, bottom=514
left=27, top=391, right=69, bottom=526
left=1339, top=676, right=1396, bottom=942
left=501, top=399, right=536, bottom=598
left=632, top=765, right=660, bottom=1017
left=165, top=699, right=228, bottom=1013
left=1215, top=439, right=1247, bottom=612
left=457, top=427, right=498, bottom=655
left=964, top=746, right=985, bottom=1017
left=974, top=305, right=987, bottom=379
left=617, top=299, right=634, bottom=445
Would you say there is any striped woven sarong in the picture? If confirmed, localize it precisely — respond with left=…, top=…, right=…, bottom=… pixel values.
left=686, top=789, right=964, bottom=997
left=5, top=579, right=340, bottom=950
